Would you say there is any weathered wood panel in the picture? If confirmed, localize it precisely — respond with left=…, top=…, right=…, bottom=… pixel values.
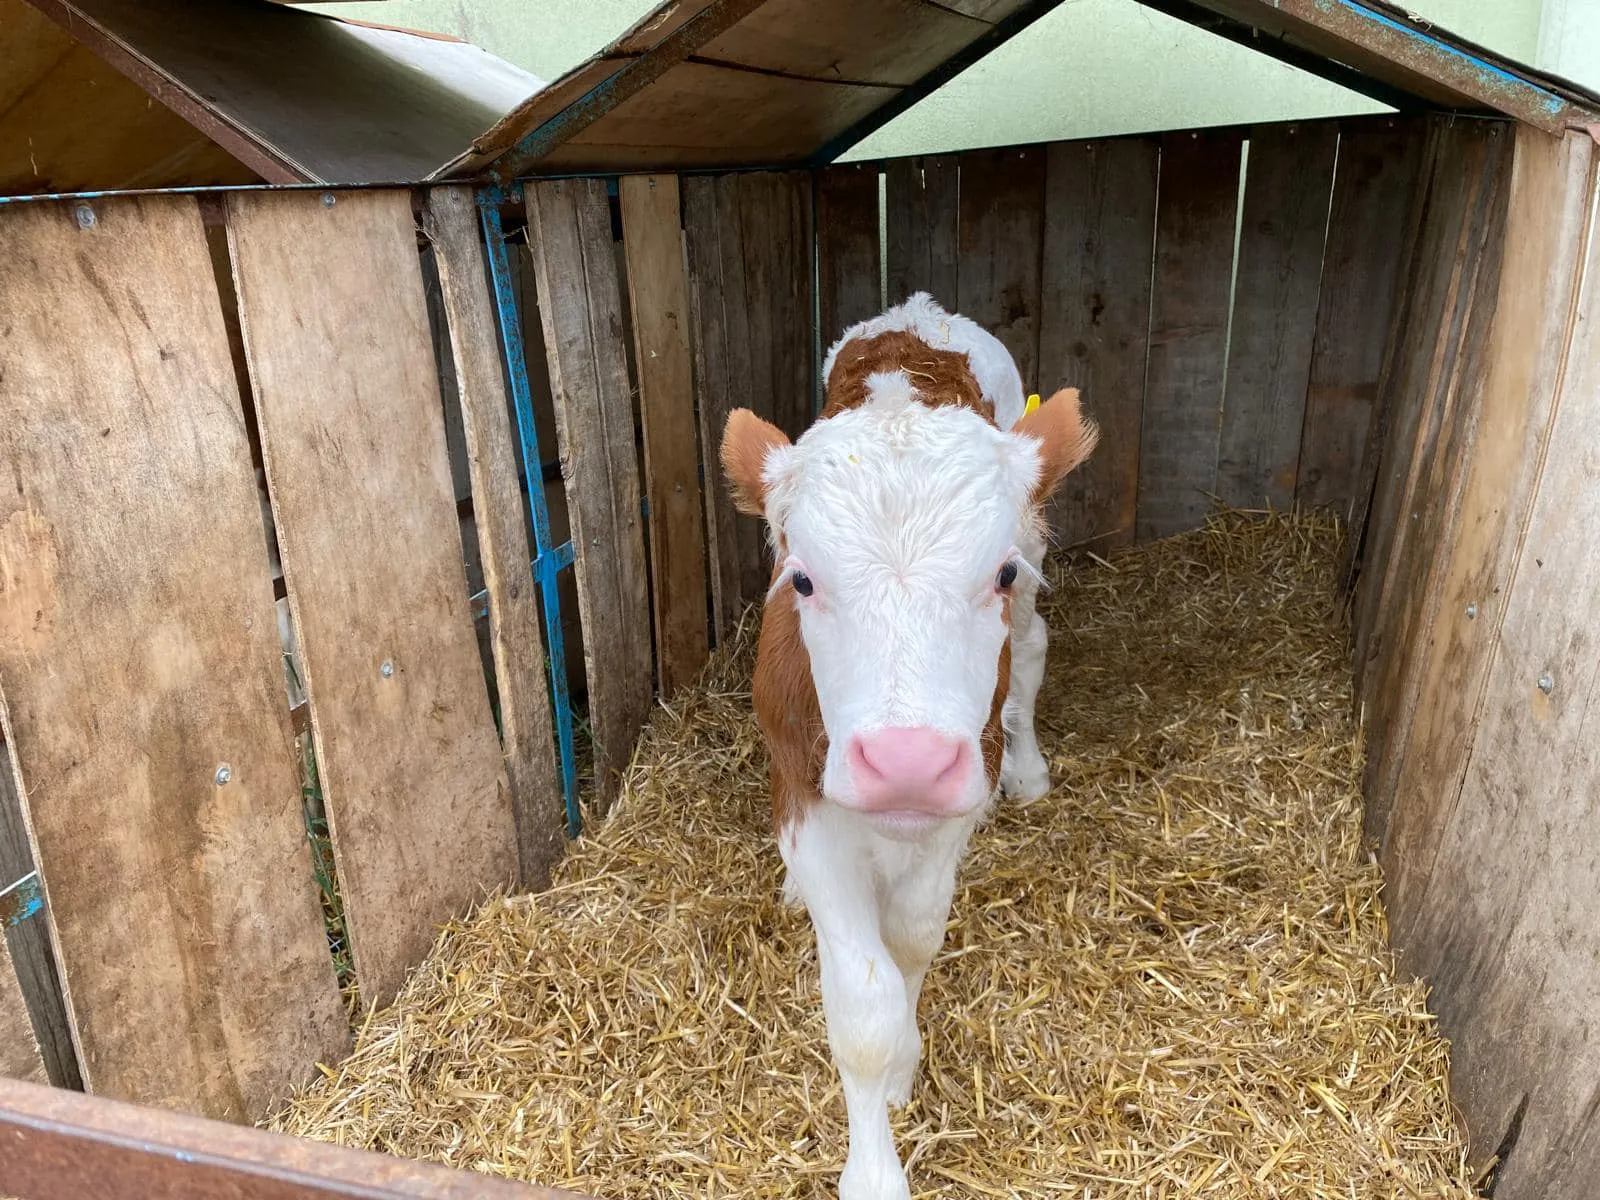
left=1298, top=117, right=1427, bottom=516
left=228, top=190, right=517, bottom=1007
left=1375, top=127, right=1593, bottom=910
left=1137, top=128, right=1244, bottom=541
left=1037, top=136, right=1159, bottom=550
left=956, top=145, right=1046, bottom=392
left=619, top=175, right=711, bottom=697
left=526, top=179, right=654, bottom=810
left=683, top=175, right=754, bottom=641
left=817, top=162, right=882, bottom=352
left=683, top=172, right=813, bottom=636
left=424, top=187, right=566, bottom=891
left=1353, top=122, right=1511, bottom=760
left=1216, top=122, right=1338, bottom=510
left=0, top=932, right=44, bottom=1084
left=1393, top=140, right=1600, bottom=1198
left=0, top=195, right=346, bottom=1117
left=884, top=154, right=958, bottom=310
left=0, top=740, right=75, bottom=1089
left=0, top=1075, right=589, bottom=1200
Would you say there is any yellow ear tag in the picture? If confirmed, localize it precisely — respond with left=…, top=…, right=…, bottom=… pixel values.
left=1023, top=393, right=1041, bottom=417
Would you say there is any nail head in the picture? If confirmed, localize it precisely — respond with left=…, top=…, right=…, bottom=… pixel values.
left=74, top=204, right=96, bottom=230
left=1538, top=674, right=1554, bottom=695
left=215, top=764, right=232, bottom=786
left=381, top=659, right=394, bottom=678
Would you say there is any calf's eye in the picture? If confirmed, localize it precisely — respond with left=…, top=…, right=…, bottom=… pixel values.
left=997, top=561, right=1019, bottom=590
left=792, top=571, right=814, bottom=597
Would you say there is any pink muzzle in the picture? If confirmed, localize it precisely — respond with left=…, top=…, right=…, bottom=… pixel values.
left=844, top=726, right=975, bottom=818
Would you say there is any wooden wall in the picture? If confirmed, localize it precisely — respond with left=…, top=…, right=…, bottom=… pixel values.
left=816, top=116, right=1428, bottom=550
left=1351, top=118, right=1600, bottom=1200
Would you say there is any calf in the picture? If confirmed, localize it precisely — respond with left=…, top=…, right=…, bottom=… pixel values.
left=720, top=293, right=1097, bottom=1199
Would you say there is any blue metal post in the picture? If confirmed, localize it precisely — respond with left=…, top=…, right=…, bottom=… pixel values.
left=477, top=189, right=583, bottom=838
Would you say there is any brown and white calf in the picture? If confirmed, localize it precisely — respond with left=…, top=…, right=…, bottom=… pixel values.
left=720, top=293, right=1097, bottom=1199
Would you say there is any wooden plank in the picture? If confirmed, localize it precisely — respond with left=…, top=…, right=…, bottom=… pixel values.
left=956, top=145, right=1046, bottom=393
left=0, top=1076, right=589, bottom=1200
left=526, top=179, right=654, bottom=811
left=423, top=187, right=566, bottom=891
left=1215, top=121, right=1338, bottom=510
left=885, top=154, right=958, bottom=310
left=1376, top=126, right=1593, bottom=912
left=1356, top=124, right=1504, bottom=732
left=1297, top=116, right=1428, bottom=516
left=698, top=0, right=991, bottom=87
left=682, top=171, right=812, bottom=629
left=619, top=175, right=712, bottom=697
left=0, top=934, right=45, bottom=1084
left=1037, top=136, right=1159, bottom=550
left=519, top=60, right=898, bottom=173
left=227, top=189, right=517, bottom=1007
left=0, top=195, right=346, bottom=1118
left=1390, top=147, right=1600, bottom=1197
left=1136, top=128, right=1244, bottom=541
left=682, top=175, right=747, bottom=642
left=817, top=162, right=883, bottom=350
left=0, top=746, right=76, bottom=1090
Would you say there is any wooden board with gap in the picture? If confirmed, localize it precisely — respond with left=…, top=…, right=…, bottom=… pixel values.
left=423, top=187, right=565, bottom=891
left=1215, top=121, right=1339, bottom=511
left=1392, top=143, right=1600, bottom=1197
left=1297, top=117, right=1428, bottom=516
left=620, top=175, right=711, bottom=698
left=227, top=189, right=517, bottom=1008
left=0, top=932, right=44, bottom=1084
left=526, top=179, right=654, bottom=812
left=0, top=195, right=346, bottom=1118
left=1352, top=122, right=1510, bottom=760
left=1037, top=136, right=1159, bottom=550
left=1374, top=125, right=1589, bottom=913
left=0, top=740, right=75, bottom=1089
left=956, top=145, right=1046, bottom=393
left=817, top=162, right=883, bottom=352
left=885, top=155, right=958, bottom=311
left=683, top=172, right=813, bottom=633
left=1137, top=128, right=1244, bottom=541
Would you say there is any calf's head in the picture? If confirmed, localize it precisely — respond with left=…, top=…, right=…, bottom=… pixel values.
left=722, top=381, right=1096, bottom=826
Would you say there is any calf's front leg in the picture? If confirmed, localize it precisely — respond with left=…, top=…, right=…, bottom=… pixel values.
left=785, top=825, right=913, bottom=1200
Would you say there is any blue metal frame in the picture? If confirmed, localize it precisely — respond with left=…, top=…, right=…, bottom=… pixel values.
left=477, top=188, right=583, bottom=839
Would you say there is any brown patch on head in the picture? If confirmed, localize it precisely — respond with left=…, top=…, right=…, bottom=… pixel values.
left=1013, top=387, right=1098, bottom=504
left=752, top=578, right=826, bottom=833
left=823, top=330, right=991, bottom=421
left=721, top=408, right=791, bottom=517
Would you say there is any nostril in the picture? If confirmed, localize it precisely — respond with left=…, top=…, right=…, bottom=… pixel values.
left=847, top=736, right=884, bottom=782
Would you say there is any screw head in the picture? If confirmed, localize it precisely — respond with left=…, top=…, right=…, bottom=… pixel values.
left=74, top=204, right=96, bottom=230
left=1538, top=674, right=1555, bottom=695
left=380, top=659, right=394, bottom=678
left=321, top=192, right=337, bottom=208
left=215, top=764, right=232, bottom=786
left=1465, top=603, right=1478, bottom=620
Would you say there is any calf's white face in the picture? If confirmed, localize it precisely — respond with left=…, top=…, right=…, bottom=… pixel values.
left=724, top=377, right=1096, bottom=826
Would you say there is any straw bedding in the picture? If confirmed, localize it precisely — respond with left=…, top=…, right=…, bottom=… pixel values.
left=275, top=512, right=1477, bottom=1198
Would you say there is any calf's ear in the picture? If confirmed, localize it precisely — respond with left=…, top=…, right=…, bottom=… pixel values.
left=721, top=408, right=792, bottom=517
left=1013, top=387, right=1098, bottom=503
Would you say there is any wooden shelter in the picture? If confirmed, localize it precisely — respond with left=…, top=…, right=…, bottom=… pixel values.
left=1, top=0, right=1599, bottom=1196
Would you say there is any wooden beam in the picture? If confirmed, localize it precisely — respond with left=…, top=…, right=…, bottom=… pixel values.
left=0, top=1076, right=590, bottom=1200
left=21, top=0, right=306, bottom=183
left=1152, top=0, right=1600, bottom=133
left=488, top=0, right=772, bottom=181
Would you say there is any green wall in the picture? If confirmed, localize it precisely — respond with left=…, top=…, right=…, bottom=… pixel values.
left=308, top=0, right=1547, bottom=157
